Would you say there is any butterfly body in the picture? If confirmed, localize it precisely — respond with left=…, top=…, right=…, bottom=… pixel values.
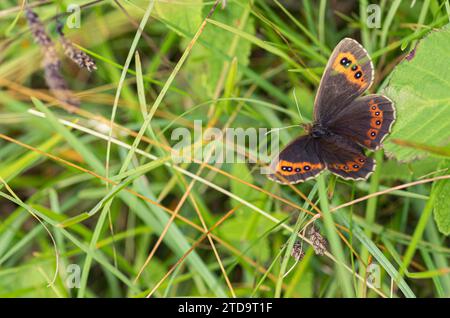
left=308, top=123, right=329, bottom=138
left=268, top=38, right=396, bottom=184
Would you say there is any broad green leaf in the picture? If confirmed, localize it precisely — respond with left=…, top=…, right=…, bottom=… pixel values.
left=383, top=23, right=450, bottom=162
left=154, top=0, right=203, bottom=37
left=380, top=157, right=441, bottom=182
left=433, top=178, right=450, bottom=236
left=390, top=139, right=450, bottom=158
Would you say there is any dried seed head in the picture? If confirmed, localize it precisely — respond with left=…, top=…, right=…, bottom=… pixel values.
left=308, top=226, right=328, bottom=256
left=291, top=240, right=305, bottom=261
left=25, top=7, right=79, bottom=107
left=25, top=7, right=53, bottom=48
left=57, top=25, right=97, bottom=72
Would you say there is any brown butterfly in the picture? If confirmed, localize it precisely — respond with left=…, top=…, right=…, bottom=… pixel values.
left=268, top=38, right=396, bottom=184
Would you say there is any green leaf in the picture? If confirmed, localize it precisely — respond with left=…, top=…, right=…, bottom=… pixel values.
left=229, top=163, right=257, bottom=210
left=31, top=97, right=105, bottom=173
left=154, top=0, right=203, bottom=38
left=334, top=211, right=416, bottom=298
left=380, top=157, right=441, bottom=182
left=185, top=1, right=254, bottom=98
left=0, top=261, right=62, bottom=297
left=219, top=163, right=277, bottom=261
left=390, top=139, right=450, bottom=158
left=57, top=212, right=91, bottom=228
left=433, top=178, right=450, bottom=235
left=383, top=23, right=450, bottom=162
left=0, top=134, right=63, bottom=181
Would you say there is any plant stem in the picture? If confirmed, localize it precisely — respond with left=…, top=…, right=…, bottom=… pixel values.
left=317, top=174, right=354, bottom=297
left=358, top=150, right=383, bottom=297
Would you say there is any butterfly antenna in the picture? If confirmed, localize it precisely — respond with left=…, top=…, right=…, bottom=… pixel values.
left=266, top=88, right=305, bottom=136
left=293, top=88, right=304, bottom=123
left=265, top=125, right=299, bottom=136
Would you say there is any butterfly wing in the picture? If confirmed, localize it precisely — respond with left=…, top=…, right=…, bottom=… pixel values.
left=267, top=38, right=386, bottom=184
left=318, top=138, right=376, bottom=180
left=327, top=94, right=396, bottom=150
left=314, top=38, right=374, bottom=124
left=268, top=135, right=325, bottom=184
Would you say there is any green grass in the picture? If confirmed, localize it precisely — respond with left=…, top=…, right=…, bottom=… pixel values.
left=0, top=0, right=449, bottom=298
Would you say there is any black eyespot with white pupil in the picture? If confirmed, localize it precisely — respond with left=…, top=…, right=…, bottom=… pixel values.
left=355, top=71, right=362, bottom=79
left=358, top=158, right=365, bottom=163
left=376, top=120, right=381, bottom=125
left=371, top=106, right=377, bottom=110
left=371, top=132, right=376, bottom=137
left=375, top=111, right=380, bottom=116
left=351, top=65, right=358, bottom=71
left=340, top=57, right=352, bottom=67
left=353, top=164, right=359, bottom=169
left=304, top=165, right=311, bottom=171
left=295, top=168, right=300, bottom=172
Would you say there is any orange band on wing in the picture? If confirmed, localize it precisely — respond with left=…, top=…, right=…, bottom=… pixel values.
left=331, top=52, right=366, bottom=87
left=276, top=160, right=323, bottom=176
left=366, top=100, right=384, bottom=144
left=330, top=156, right=367, bottom=172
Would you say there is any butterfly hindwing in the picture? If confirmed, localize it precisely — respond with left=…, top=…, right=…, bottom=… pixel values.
left=318, top=138, right=376, bottom=181
left=268, top=136, right=325, bottom=184
left=327, top=152, right=375, bottom=181
left=327, top=94, right=396, bottom=150
left=314, top=38, right=374, bottom=124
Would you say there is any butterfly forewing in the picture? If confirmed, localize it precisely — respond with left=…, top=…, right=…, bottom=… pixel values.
left=268, top=136, right=325, bottom=184
left=314, top=38, right=374, bottom=124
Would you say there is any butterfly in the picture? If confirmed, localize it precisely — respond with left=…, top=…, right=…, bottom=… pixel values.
left=268, top=38, right=396, bottom=184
